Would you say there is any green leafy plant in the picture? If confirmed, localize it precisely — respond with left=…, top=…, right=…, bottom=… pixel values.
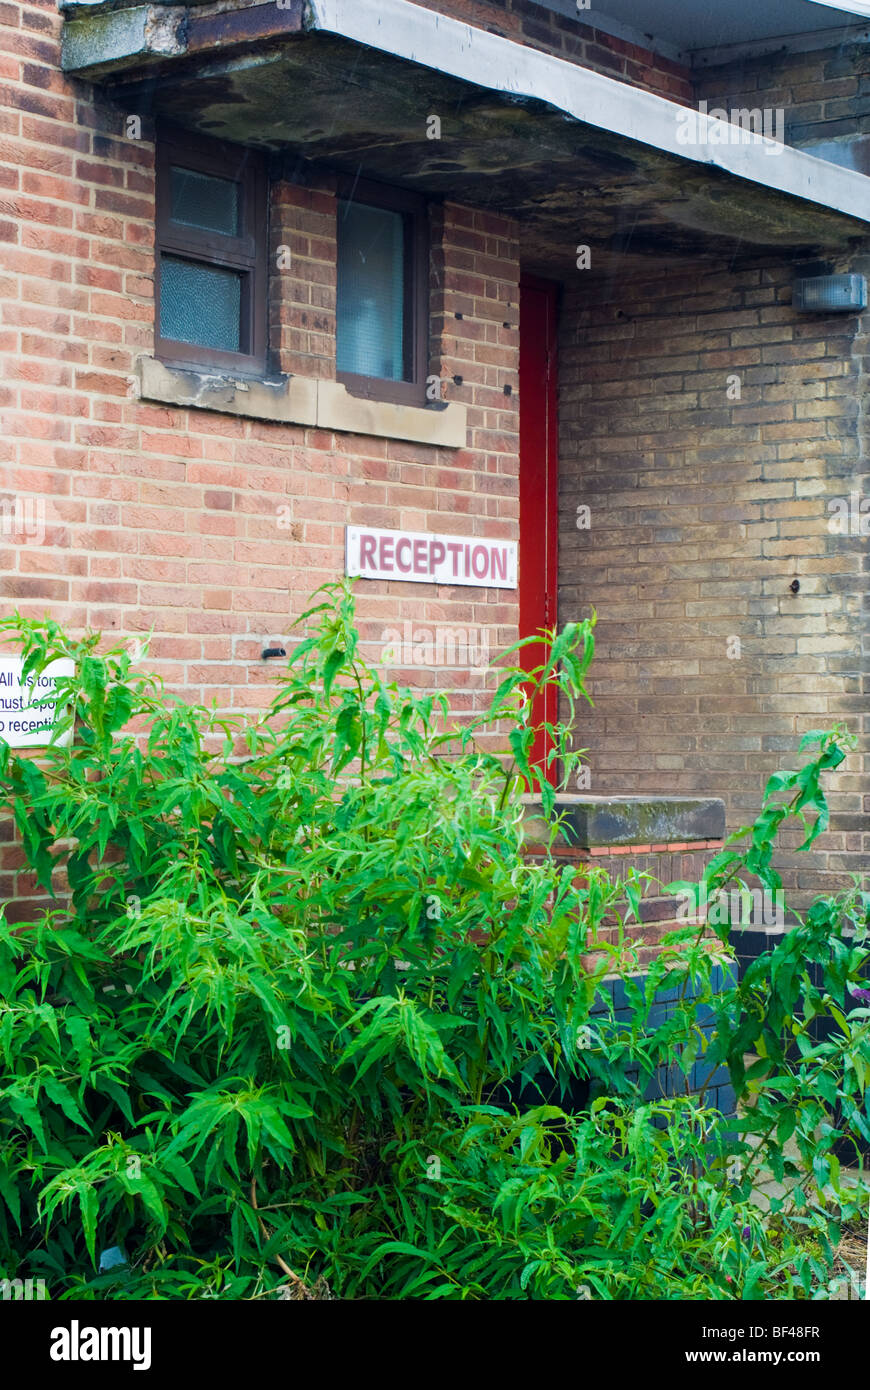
left=0, top=584, right=866, bottom=1300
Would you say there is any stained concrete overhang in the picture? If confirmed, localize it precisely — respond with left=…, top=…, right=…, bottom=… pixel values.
left=60, top=0, right=870, bottom=269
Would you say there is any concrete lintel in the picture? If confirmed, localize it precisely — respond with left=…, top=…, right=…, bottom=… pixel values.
left=61, top=4, right=188, bottom=76
left=60, top=0, right=870, bottom=235
left=60, top=0, right=207, bottom=9
left=134, top=357, right=468, bottom=446
left=522, top=794, right=727, bottom=849
left=61, top=0, right=305, bottom=75
left=307, top=0, right=870, bottom=228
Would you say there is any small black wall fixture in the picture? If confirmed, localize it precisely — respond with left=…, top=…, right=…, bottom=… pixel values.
left=261, top=647, right=287, bottom=660
left=790, top=579, right=800, bottom=594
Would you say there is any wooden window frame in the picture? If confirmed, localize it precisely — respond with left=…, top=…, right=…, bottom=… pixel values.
left=155, top=128, right=267, bottom=375
left=336, top=178, right=430, bottom=408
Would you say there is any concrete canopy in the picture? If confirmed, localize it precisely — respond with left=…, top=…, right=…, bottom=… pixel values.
left=62, top=0, right=870, bottom=272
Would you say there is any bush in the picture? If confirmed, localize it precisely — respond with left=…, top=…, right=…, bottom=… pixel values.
left=0, top=584, right=867, bottom=1300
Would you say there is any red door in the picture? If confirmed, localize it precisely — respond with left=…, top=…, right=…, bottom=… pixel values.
left=519, top=275, right=559, bottom=784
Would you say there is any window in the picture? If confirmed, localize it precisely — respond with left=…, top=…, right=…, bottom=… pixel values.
left=156, top=131, right=266, bottom=373
left=336, top=180, right=429, bottom=406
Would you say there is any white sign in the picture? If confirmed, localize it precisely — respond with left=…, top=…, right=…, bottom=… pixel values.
left=0, top=658, right=74, bottom=748
left=345, top=526, right=517, bottom=589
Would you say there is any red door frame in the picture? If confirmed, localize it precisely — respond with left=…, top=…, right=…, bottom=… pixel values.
left=518, top=274, right=559, bottom=784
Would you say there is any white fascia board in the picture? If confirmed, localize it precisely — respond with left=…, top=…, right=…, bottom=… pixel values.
left=307, top=0, right=870, bottom=228
left=807, top=0, right=870, bottom=17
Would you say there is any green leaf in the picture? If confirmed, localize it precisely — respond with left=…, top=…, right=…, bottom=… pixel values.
left=80, top=1185, right=98, bottom=1267
left=41, top=1078, right=91, bottom=1133
left=5, top=1086, right=48, bottom=1151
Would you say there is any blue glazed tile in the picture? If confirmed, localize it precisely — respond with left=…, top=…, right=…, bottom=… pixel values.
left=692, top=1061, right=729, bottom=1089
left=717, top=1084, right=737, bottom=1115
left=611, top=978, right=633, bottom=1010
left=654, top=979, right=686, bottom=1004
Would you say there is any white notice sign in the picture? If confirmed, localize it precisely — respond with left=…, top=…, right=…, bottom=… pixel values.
left=0, top=658, right=74, bottom=748
left=346, top=526, right=517, bottom=589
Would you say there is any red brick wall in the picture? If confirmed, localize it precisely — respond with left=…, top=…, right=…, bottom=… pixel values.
left=558, top=251, right=870, bottom=904
left=0, top=0, right=522, bottom=912
left=0, top=1, right=521, bottom=685
left=270, top=177, right=338, bottom=382
left=418, top=0, right=694, bottom=102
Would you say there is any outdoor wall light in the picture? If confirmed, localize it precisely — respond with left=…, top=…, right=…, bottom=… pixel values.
left=793, top=274, right=867, bottom=313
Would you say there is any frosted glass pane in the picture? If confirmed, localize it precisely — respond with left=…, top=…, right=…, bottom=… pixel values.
left=169, top=166, right=240, bottom=236
left=337, top=200, right=405, bottom=381
left=160, top=256, right=241, bottom=352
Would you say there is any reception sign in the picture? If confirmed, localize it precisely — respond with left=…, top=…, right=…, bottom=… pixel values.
left=345, top=526, right=517, bottom=589
left=0, top=658, right=74, bottom=748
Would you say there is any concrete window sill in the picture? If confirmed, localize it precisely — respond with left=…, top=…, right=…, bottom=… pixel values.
left=134, top=357, right=467, bottom=448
